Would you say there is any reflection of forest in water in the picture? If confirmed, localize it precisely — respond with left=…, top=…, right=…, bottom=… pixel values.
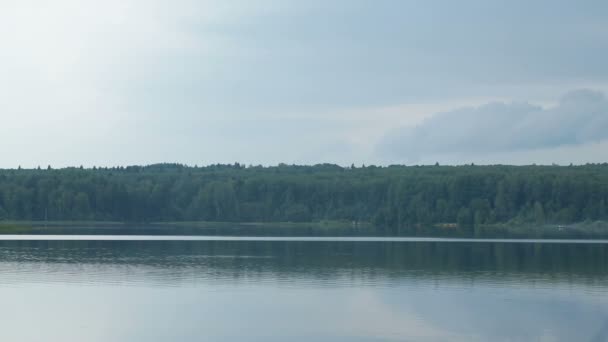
left=0, top=240, right=607, bottom=288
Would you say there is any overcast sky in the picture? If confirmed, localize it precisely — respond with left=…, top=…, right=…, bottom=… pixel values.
left=1, top=0, right=607, bottom=167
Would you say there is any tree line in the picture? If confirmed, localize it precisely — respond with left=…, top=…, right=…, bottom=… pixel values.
left=0, top=163, right=607, bottom=227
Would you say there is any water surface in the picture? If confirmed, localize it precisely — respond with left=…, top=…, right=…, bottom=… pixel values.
left=1, top=236, right=607, bottom=341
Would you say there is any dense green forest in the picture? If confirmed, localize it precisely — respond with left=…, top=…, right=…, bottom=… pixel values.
left=0, top=163, right=607, bottom=228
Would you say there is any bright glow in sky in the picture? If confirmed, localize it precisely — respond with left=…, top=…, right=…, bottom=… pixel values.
left=1, top=0, right=607, bottom=167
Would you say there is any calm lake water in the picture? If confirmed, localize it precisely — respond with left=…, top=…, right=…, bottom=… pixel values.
left=1, top=236, right=608, bottom=341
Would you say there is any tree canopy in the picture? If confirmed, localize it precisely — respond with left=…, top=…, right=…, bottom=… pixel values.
left=0, top=163, right=607, bottom=228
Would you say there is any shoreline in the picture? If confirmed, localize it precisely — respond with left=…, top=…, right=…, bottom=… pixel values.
left=2, top=220, right=608, bottom=239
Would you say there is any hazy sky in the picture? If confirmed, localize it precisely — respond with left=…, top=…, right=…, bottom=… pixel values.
left=1, top=0, right=607, bottom=167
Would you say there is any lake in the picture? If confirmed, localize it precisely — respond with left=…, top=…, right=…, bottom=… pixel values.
left=1, top=236, right=607, bottom=341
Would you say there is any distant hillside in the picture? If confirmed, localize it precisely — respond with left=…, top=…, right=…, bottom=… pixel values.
left=1, top=163, right=608, bottom=229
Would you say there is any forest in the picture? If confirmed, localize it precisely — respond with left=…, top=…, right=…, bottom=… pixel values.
left=0, top=163, right=607, bottom=228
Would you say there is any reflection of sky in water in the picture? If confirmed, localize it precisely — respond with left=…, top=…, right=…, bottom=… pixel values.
left=1, top=283, right=606, bottom=341
left=377, top=286, right=608, bottom=341
left=0, top=239, right=607, bottom=341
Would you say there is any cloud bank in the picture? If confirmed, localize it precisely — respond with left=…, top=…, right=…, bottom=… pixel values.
left=378, top=90, right=608, bottom=162
left=1, top=1, right=608, bottom=167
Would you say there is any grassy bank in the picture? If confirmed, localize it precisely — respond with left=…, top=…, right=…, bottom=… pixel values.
left=1, top=220, right=608, bottom=239
left=0, top=222, right=33, bottom=234
left=155, top=220, right=372, bottom=229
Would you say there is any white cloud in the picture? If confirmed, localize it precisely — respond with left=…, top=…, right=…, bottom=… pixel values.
left=377, top=89, right=608, bottom=164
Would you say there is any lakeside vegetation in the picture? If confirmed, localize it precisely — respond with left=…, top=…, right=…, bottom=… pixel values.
left=1, top=163, right=608, bottom=236
left=0, top=222, right=32, bottom=234
left=5, top=220, right=608, bottom=238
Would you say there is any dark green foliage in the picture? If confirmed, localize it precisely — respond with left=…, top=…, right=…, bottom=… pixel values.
left=0, top=163, right=607, bottom=226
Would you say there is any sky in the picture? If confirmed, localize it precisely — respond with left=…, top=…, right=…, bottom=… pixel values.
left=1, top=0, right=607, bottom=167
